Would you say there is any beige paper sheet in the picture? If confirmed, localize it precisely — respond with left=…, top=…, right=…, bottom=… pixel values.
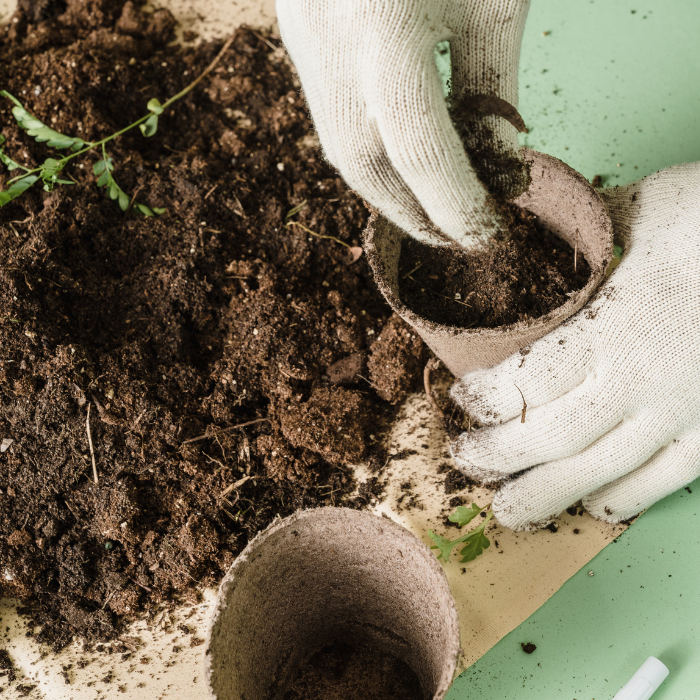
left=0, top=1, right=625, bottom=697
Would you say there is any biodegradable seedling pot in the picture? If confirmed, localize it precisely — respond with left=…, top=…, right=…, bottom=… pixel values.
left=364, top=149, right=613, bottom=378
left=204, top=507, right=460, bottom=700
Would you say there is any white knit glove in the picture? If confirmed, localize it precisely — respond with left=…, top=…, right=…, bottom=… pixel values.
left=276, top=0, right=530, bottom=247
left=451, top=163, right=700, bottom=530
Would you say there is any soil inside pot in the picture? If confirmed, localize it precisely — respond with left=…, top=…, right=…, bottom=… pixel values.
left=398, top=203, right=592, bottom=328
left=0, top=2, right=428, bottom=650
left=284, top=641, right=422, bottom=700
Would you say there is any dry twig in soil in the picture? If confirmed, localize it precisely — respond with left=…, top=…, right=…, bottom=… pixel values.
left=181, top=417, right=269, bottom=445
left=86, top=402, right=98, bottom=483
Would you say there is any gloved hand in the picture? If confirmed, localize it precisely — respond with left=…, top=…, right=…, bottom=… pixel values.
left=451, top=163, right=700, bottom=530
left=276, top=0, right=530, bottom=247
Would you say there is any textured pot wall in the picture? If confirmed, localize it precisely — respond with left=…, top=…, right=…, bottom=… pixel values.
left=205, top=508, right=460, bottom=700
left=364, top=150, right=613, bottom=379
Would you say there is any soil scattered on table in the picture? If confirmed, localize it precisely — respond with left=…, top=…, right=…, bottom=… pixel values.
left=399, top=203, right=591, bottom=328
left=283, top=641, right=422, bottom=700
left=0, top=1, right=426, bottom=649
left=0, top=648, right=18, bottom=684
left=521, top=642, right=537, bottom=654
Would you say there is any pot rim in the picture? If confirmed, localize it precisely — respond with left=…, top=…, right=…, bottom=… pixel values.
left=363, top=149, right=613, bottom=339
left=203, top=506, right=461, bottom=700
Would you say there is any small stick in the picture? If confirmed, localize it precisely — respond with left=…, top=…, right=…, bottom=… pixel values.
left=204, top=183, right=219, bottom=200
left=130, top=577, right=153, bottom=593
left=435, top=292, right=471, bottom=308
left=233, top=194, right=247, bottom=218
left=86, top=403, right=99, bottom=484
left=127, top=184, right=145, bottom=213
left=102, top=588, right=117, bottom=610
left=220, top=475, right=252, bottom=498
left=514, top=384, right=527, bottom=423
left=424, top=358, right=445, bottom=419
left=182, top=417, right=269, bottom=445
left=286, top=220, right=350, bottom=248
left=248, top=27, right=278, bottom=52
left=402, top=261, right=423, bottom=279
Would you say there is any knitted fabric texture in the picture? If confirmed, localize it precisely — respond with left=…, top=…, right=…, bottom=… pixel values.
left=451, top=163, right=700, bottom=530
left=276, top=0, right=529, bottom=247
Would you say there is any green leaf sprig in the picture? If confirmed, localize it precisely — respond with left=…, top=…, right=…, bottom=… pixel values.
left=429, top=503, right=493, bottom=564
left=0, top=33, right=235, bottom=213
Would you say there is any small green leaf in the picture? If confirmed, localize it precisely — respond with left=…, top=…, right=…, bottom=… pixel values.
left=285, top=199, right=307, bottom=219
left=139, top=113, right=158, bottom=138
left=458, top=527, right=490, bottom=562
left=1, top=91, right=86, bottom=151
left=118, top=190, right=129, bottom=211
left=136, top=203, right=154, bottom=216
left=448, top=503, right=484, bottom=528
left=96, top=170, right=109, bottom=187
left=40, top=157, right=63, bottom=177
left=428, top=530, right=460, bottom=562
left=108, top=181, right=120, bottom=200
left=93, top=157, right=114, bottom=176
left=151, top=207, right=167, bottom=215
left=146, top=98, right=164, bottom=115
left=0, top=134, right=23, bottom=171
left=0, top=174, right=39, bottom=207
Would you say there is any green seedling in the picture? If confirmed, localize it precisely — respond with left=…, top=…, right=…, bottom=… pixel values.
left=0, top=35, right=234, bottom=214
left=429, top=502, right=493, bottom=564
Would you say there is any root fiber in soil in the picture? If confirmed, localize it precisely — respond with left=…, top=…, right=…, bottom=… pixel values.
left=399, top=203, right=592, bottom=328
left=0, top=2, right=427, bottom=649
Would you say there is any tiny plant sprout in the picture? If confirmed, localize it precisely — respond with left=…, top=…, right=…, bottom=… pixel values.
left=429, top=503, right=493, bottom=564
left=0, top=35, right=235, bottom=213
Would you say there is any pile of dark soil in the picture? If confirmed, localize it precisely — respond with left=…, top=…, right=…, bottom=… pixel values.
left=0, top=1, right=426, bottom=649
left=399, top=203, right=591, bottom=328
left=283, top=642, right=422, bottom=700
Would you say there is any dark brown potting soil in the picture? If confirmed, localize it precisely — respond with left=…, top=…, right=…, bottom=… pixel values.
left=399, top=203, right=592, bottom=328
left=283, top=641, right=422, bottom=700
left=0, top=1, right=427, bottom=649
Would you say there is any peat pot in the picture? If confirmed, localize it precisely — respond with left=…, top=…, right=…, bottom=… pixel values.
left=364, top=149, right=614, bottom=378
left=204, top=507, right=460, bottom=700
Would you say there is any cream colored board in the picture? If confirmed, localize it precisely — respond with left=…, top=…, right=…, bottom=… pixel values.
left=361, top=393, right=626, bottom=671
left=1, top=592, right=217, bottom=699
left=0, top=0, right=625, bottom=697
left=0, top=0, right=277, bottom=39
left=0, top=0, right=15, bottom=24
left=145, top=0, right=277, bottom=42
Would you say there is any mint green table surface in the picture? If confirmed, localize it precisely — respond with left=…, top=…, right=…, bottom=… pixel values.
left=445, top=1, right=700, bottom=698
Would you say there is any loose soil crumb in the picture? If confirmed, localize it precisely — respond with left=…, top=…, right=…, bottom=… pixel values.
left=0, top=2, right=425, bottom=649
left=521, top=642, right=537, bottom=654
left=283, top=641, right=422, bottom=700
left=0, top=648, right=18, bottom=684
left=438, top=464, right=475, bottom=494
left=399, top=203, right=591, bottom=328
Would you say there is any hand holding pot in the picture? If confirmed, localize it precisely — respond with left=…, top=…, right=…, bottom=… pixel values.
left=276, top=0, right=530, bottom=248
left=451, top=163, right=700, bottom=530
